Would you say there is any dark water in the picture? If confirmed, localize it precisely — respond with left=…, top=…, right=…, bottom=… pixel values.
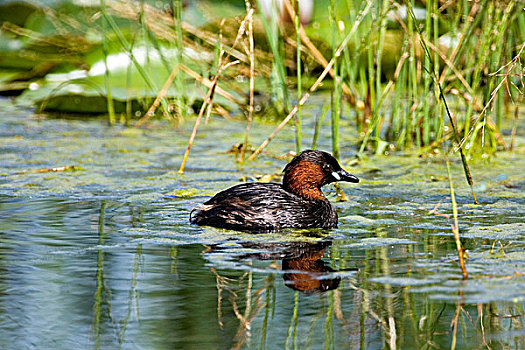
left=0, top=99, right=524, bottom=349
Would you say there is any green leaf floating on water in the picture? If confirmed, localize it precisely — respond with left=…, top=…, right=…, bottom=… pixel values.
left=169, top=188, right=217, bottom=198
left=0, top=2, right=40, bottom=27
left=19, top=43, right=240, bottom=114
left=0, top=0, right=240, bottom=115
left=0, top=1, right=97, bottom=72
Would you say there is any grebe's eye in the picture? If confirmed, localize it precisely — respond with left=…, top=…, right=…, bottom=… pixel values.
left=323, top=163, right=330, bottom=171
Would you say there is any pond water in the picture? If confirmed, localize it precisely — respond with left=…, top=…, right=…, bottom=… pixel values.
left=0, top=98, right=524, bottom=349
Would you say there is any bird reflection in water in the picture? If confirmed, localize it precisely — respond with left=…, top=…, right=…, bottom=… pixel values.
left=282, top=243, right=340, bottom=293
left=206, top=239, right=349, bottom=345
left=239, top=240, right=342, bottom=294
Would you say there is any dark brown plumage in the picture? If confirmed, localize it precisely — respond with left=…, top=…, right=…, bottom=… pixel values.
left=190, top=150, right=359, bottom=232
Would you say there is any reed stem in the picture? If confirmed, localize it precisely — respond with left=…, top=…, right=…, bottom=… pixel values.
left=100, top=0, right=115, bottom=125
left=312, top=103, right=330, bottom=150
left=445, top=153, right=468, bottom=280
left=406, top=1, right=478, bottom=204
left=330, top=0, right=340, bottom=160
left=240, top=0, right=255, bottom=163
left=257, top=0, right=289, bottom=113
left=173, top=0, right=185, bottom=120
left=248, top=0, right=373, bottom=160
left=294, top=0, right=302, bottom=153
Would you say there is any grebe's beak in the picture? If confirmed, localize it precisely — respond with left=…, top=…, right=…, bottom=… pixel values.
left=331, top=169, right=359, bottom=183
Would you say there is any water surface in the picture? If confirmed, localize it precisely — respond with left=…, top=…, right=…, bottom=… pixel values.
left=0, top=99, right=524, bottom=349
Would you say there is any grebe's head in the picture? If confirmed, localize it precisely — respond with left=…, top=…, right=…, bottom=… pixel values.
left=282, top=150, right=359, bottom=199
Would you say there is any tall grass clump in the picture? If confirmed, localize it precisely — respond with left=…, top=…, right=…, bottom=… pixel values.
left=37, top=0, right=522, bottom=165
left=256, top=0, right=290, bottom=114
left=332, top=0, right=524, bottom=158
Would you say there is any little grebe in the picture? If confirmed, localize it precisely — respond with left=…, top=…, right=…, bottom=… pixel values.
left=190, top=150, right=359, bottom=232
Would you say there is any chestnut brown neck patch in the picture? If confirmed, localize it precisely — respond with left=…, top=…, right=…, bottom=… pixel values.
left=283, top=160, right=328, bottom=200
